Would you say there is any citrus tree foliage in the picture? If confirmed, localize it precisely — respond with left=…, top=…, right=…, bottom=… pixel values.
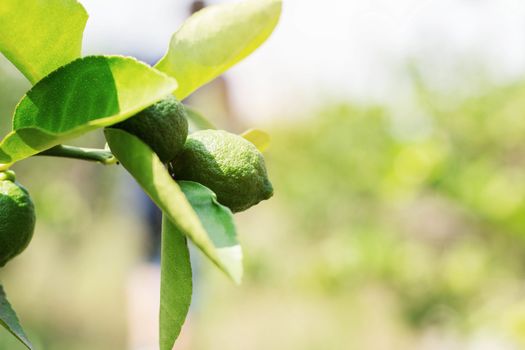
left=0, top=0, right=281, bottom=349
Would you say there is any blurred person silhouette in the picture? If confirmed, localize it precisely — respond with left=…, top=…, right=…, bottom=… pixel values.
left=126, top=1, right=240, bottom=350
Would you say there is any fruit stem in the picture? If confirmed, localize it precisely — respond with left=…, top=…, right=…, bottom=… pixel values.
left=36, top=145, right=118, bottom=165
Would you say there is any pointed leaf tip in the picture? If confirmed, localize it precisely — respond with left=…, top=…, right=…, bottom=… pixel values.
left=241, top=129, right=271, bottom=152
left=155, top=0, right=282, bottom=99
left=0, top=285, right=33, bottom=349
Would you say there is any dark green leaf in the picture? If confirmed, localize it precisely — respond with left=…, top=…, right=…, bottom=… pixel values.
left=0, top=285, right=33, bottom=350
left=0, top=55, right=177, bottom=168
left=160, top=215, right=192, bottom=350
left=179, top=181, right=240, bottom=253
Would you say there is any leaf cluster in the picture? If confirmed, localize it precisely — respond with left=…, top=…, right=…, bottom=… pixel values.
left=0, top=0, right=281, bottom=349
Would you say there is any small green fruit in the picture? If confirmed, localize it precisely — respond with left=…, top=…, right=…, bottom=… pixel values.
left=171, top=130, right=273, bottom=213
left=114, top=95, right=189, bottom=163
left=0, top=174, right=36, bottom=267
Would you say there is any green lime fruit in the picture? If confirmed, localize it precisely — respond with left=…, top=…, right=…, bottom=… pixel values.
left=114, top=95, right=189, bottom=163
left=171, top=130, right=274, bottom=213
left=0, top=173, right=36, bottom=267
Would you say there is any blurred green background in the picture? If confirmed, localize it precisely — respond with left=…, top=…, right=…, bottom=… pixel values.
left=3, top=1, right=525, bottom=349
left=3, top=58, right=525, bottom=349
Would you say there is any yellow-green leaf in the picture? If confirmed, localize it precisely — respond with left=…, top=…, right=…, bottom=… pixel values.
left=241, top=128, right=271, bottom=152
left=155, top=0, right=282, bottom=100
left=0, top=0, right=88, bottom=84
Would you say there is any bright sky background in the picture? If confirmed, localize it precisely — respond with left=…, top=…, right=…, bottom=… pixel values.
left=81, top=0, right=525, bottom=121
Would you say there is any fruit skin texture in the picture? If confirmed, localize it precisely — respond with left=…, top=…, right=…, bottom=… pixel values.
left=114, top=95, right=189, bottom=163
left=0, top=180, right=36, bottom=267
left=171, top=130, right=274, bottom=213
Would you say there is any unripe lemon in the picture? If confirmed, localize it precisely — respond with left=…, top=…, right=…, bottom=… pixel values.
left=171, top=130, right=273, bottom=213
left=0, top=172, right=36, bottom=267
left=114, top=95, right=189, bottom=163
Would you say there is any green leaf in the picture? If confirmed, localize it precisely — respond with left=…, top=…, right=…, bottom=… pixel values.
left=241, top=128, right=270, bottom=152
left=0, top=285, right=33, bottom=350
left=184, top=106, right=217, bottom=130
left=105, top=128, right=243, bottom=283
left=179, top=181, right=242, bottom=280
left=155, top=0, right=282, bottom=99
left=160, top=215, right=192, bottom=350
left=0, top=0, right=88, bottom=84
left=0, top=55, right=177, bottom=167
